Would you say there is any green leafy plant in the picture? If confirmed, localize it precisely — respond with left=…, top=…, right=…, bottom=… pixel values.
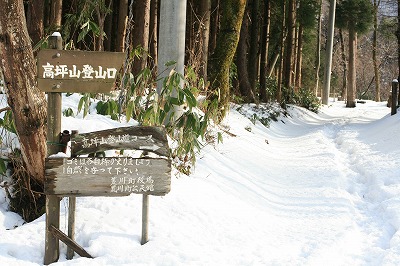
left=0, top=109, right=17, bottom=134
left=125, top=65, right=210, bottom=174
left=77, top=93, right=93, bottom=117
left=96, top=99, right=119, bottom=120
left=295, top=88, right=321, bottom=113
left=63, top=107, right=75, bottom=117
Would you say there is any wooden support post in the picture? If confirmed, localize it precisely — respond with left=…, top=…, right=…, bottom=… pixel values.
left=67, top=196, right=76, bottom=260
left=141, top=194, right=149, bottom=245
left=49, top=225, right=93, bottom=259
left=391, top=79, right=398, bottom=116
left=44, top=32, right=63, bottom=265
left=44, top=195, right=60, bottom=265
left=46, top=33, right=63, bottom=156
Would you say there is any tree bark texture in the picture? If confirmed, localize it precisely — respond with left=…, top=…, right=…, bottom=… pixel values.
left=132, top=0, right=151, bottom=75
left=339, top=29, right=348, bottom=100
left=116, top=0, right=128, bottom=52
left=283, top=0, right=296, bottom=89
left=27, top=0, right=45, bottom=46
left=314, top=0, right=322, bottom=96
left=248, top=0, right=260, bottom=95
left=373, top=0, right=380, bottom=102
left=347, top=29, right=357, bottom=107
left=236, top=8, right=255, bottom=102
left=0, top=0, right=47, bottom=183
left=295, top=25, right=303, bottom=90
left=208, top=0, right=246, bottom=122
left=199, top=0, right=211, bottom=83
left=50, top=0, right=63, bottom=31
left=259, top=0, right=270, bottom=102
left=149, top=0, right=158, bottom=72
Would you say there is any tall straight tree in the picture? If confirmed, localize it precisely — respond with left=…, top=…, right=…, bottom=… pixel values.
left=259, top=0, right=271, bottom=102
left=0, top=0, right=48, bottom=183
left=373, top=0, right=381, bottom=101
left=116, top=0, right=128, bottom=52
left=149, top=0, right=159, bottom=72
left=336, top=0, right=373, bottom=107
left=283, top=0, right=296, bottom=89
left=236, top=4, right=256, bottom=102
left=208, top=0, right=247, bottom=122
left=322, top=0, right=336, bottom=104
left=199, top=0, right=211, bottom=83
left=249, top=0, right=260, bottom=95
left=49, top=0, right=63, bottom=31
left=314, top=0, right=323, bottom=96
left=132, top=0, right=151, bottom=74
left=398, top=0, right=400, bottom=82
left=26, top=0, right=45, bottom=45
left=295, top=0, right=319, bottom=90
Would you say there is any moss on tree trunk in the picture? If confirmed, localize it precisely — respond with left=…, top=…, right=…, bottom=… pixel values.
left=207, top=0, right=246, bottom=122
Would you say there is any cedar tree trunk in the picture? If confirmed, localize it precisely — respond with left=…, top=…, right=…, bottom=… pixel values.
left=347, top=29, right=357, bottom=107
left=208, top=0, right=246, bottom=122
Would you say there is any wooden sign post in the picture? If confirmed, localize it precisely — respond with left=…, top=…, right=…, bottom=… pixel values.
left=38, top=38, right=171, bottom=265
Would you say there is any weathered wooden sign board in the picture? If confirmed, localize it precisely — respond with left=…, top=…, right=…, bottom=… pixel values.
left=39, top=39, right=171, bottom=265
left=45, top=126, right=171, bottom=197
left=43, top=126, right=171, bottom=264
left=37, top=49, right=124, bottom=93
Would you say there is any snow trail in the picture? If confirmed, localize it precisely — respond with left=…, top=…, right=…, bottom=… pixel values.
left=1, top=100, right=400, bottom=265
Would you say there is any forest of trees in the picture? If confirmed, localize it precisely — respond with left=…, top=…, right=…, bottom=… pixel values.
left=17, top=0, right=400, bottom=107
left=0, top=0, right=400, bottom=221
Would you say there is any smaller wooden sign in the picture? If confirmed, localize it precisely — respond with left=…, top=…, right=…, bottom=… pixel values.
left=71, top=126, right=170, bottom=157
left=37, top=49, right=125, bottom=93
left=44, top=126, right=172, bottom=197
left=45, top=157, right=171, bottom=196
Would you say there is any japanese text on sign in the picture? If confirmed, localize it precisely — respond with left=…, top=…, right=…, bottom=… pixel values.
left=111, top=176, right=154, bottom=193
left=62, top=158, right=155, bottom=193
left=78, top=134, right=154, bottom=149
left=42, top=63, right=118, bottom=80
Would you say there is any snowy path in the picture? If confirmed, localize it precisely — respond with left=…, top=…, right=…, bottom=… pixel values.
left=193, top=102, right=400, bottom=265
left=1, top=100, right=400, bottom=266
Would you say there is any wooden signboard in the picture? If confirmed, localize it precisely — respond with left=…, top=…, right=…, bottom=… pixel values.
left=37, top=49, right=125, bottom=93
left=71, top=126, right=170, bottom=157
left=45, top=126, right=171, bottom=197
left=45, top=157, right=171, bottom=196
left=43, top=126, right=171, bottom=264
left=40, top=37, right=171, bottom=264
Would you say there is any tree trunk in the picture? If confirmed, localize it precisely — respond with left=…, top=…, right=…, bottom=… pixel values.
left=347, top=29, right=357, bottom=107
left=339, top=29, right=347, bottom=100
left=209, top=0, right=220, bottom=56
left=49, top=0, right=63, bottom=31
left=248, top=0, right=260, bottom=96
left=0, top=0, right=47, bottom=183
left=295, top=25, right=303, bottom=90
left=26, top=0, right=45, bottom=46
left=277, top=1, right=286, bottom=104
left=208, top=0, right=246, bottom=122
left=116, top=0, right=128, bottom=52
left=199, top=0, right=211, bottom=83
left=373, top=0, right=381, bottom=102
left=314, top=0, right=322, bottom=96
left=283, top=0, right=296, bottom=89
left=259, top=0, right=270, bottom=102
left=94, top=0, right=113, bottom=51
left=236, top=7, right=256, bottom=102
left=149, top=0, right=159, bottom=73
left=398, top=0, right=400, bottom=82
left=132, top=0, right=151, bottom=75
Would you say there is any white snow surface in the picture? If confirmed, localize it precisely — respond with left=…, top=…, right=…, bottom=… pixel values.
left=1, top=96, right=400, bottom=265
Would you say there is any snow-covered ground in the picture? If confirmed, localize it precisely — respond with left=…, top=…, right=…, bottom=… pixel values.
left=1, top=95, right=400, bottom=265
